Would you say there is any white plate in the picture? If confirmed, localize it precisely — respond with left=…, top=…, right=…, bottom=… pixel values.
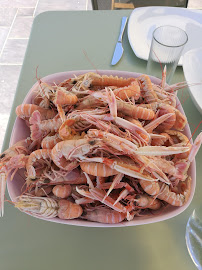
left=183, top=47, right=202, bottom=114
left=128, top=6, right=202, bottom=66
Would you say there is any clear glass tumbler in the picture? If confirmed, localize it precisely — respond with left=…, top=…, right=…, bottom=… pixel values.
left=146, top=25, right=188, bottom=84
left=186, top=205, right=202, bottom=269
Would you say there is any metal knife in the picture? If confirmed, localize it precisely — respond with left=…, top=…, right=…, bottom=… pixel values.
left=111, top=16, right=128, bottom=65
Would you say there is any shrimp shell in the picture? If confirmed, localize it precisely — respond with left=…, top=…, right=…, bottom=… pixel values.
left=30, top=111, right=62, bottom=140
left=166, top=130, right=191, bottom=159
left=51, top=138, right=100, bottom=169
left=139, top=180, right=160, bottom=196
left=52, top=185, right=72, bottom=198
left=57, top=199, right=83, bottom=219
left=16, top=104, right=56, bottom=120
left=15, top=195, right=58, bottom=218
left=41, top=133, right=62, bottom=149
left=172, top=108, right=187, bottom=130
left=83, top=208, right=126, bottom=224
left=54, top=89, right=78, bottom=105
left=26, top=149, right=52, bottom=179
left=113, top=80, right=140, bottom=100
left=80, top=162, right=119, bottom=177
left=90, top=74, right=136, bottom=87
left=135, top=194, right=161, bottom=210
left=137, top=75, right=159, bottom=103
left=117, top=100, right=155, bottom=120
left=157, top=177, right=191, bottom=206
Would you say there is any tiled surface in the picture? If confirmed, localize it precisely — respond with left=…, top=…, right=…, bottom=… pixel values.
left=0, top=27, right=9, bottom=52
left=0, top=0, right=92, bottom=152
left=17, top=7, right=35, bottom=16
left=0, top=8, right=18, bottom=26
left=35, top=0, right=91, bottom=15
left=0, top=0, right=200, bottom=152
left=0, top=0, right=38, bottom=8
left=0, top=39, right=28, bottom=63
left=0, top=65, right=22, bottom=149
left=9, top=16, right=33, bottom=38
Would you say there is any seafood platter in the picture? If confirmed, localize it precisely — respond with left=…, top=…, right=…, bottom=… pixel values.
left=1, top=70, right=201, bottom=227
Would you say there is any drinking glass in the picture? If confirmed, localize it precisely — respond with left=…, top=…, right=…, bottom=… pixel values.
left=146, top=25, right=188, bottom=84
left=186, top=204, right=202, bottom=269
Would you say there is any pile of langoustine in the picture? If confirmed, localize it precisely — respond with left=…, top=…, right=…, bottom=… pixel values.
left=0, top=71, right=201, bottom=224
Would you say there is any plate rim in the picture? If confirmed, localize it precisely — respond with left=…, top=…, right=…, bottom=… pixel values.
left=127, top=6, right=202, bottom=66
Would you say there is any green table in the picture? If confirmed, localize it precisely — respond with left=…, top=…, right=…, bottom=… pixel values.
left=2, top=10, right=202, bottom=270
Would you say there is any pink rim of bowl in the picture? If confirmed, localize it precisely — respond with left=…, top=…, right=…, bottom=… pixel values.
left=7, top=70, right=196, bottom=227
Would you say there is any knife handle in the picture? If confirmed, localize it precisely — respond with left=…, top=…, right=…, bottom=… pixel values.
left=118, top=17, right=128, bottom=43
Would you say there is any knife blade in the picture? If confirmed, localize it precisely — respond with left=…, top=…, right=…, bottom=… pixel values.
left=111, top=16, right=128, bottom=65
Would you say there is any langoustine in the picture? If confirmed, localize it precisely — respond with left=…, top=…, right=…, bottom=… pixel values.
left=0, top=71, right=201, bottom=224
